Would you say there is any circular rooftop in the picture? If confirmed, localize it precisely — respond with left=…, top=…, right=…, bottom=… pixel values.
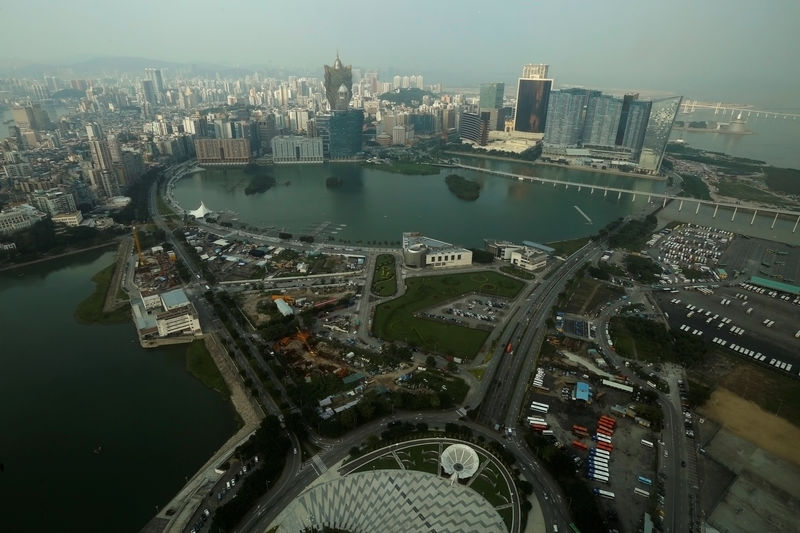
left=441, top=443, right=480, bottom=479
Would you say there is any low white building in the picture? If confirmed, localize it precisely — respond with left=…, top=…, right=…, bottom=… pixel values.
left=51, top=211, right=84, bottom=227
left=510, top=248, right=548, bottom=271
left=402, top=232, right=472, bottom=268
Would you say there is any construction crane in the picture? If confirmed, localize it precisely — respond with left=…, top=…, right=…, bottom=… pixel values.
left=132, top=225, right=145, bottom=266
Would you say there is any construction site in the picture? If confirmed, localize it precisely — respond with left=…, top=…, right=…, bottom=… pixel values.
left=128, top=226, right=202, bottom=347
left=238, top=287, right=445, bottom=416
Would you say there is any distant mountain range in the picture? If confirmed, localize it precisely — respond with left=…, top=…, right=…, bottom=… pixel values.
left=0, top=56, right=316, bottom=79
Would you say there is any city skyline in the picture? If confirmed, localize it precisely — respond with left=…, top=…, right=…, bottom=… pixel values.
left=1, top=1, right=798, bottom=107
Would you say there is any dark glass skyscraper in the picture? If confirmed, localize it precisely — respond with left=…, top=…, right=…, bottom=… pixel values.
left=514, top=79, right=552, bottom=133
left=324, top=54, right=353, bottom=111
left=328, top=110, right=364, bottom=159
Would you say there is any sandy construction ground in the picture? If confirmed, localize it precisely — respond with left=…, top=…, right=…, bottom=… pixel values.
left=700, top=387, right=800, bottom=467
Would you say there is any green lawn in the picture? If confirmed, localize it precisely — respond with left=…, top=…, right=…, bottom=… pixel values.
left=469, top=462, right=511, bottom=507
left=547, top=237, right=590, bottom=258
left=716, top=180, right=793, bottom=207
left=371, top=254, right=397, bottom=297
left=75, top=264, right=131, bottom=324
left=499, top=264, right=535, bottom=280
left=468, top=367, right=486, bottom=380
left=372, top=271, right=523, bottom=357
left=186, top=340, right=230, bottom=397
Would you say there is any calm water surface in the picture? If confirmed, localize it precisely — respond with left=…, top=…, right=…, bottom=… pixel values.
left=0, top=250, right=237, bottom=532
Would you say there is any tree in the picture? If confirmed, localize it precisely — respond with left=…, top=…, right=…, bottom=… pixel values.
left=425, top=355, right=437, bottom=368
left=446, top=360, right=458, bottom=373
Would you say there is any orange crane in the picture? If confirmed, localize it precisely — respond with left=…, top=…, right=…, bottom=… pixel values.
left=271, top=294, right=295, bottom=305
left=295, top=327, right=315, bottom=357
left=132, top=225, right=145, bottom=266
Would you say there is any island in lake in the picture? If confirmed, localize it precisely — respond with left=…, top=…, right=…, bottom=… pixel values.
left=445, top=174, right=481, bottom=201
left=244, top=173, right=277, bottom=195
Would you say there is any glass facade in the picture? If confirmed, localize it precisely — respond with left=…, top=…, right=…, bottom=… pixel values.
left=639, top=96, right=682, bottom=172
left=620, top=100, right=651, bottom=158
left=514, top=79, right=552, bottom=133
left=479, top=83, right=504, bottom=110
left=544, top=88, right=590, bottom=147
left=328, top=109, right=364, bottom=159
left=582, top=94, right=623, bottom=148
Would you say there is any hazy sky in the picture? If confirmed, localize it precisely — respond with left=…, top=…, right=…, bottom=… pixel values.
left=1, top=0, right=798, bottom=106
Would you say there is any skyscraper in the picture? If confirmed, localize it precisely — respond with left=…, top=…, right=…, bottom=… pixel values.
left=328, top=110, right=364, bottom=159
left=324, top=54, right=353, bottom=111
left=479, top=82, right=505, bottom=131
left=639, top=96, right=682, bottom=173
left=514, top=79, right=552, bottom=134
left=141, top=80, right=157, bottom=106
left=145, top=68, right=165, bottom=104
left=582, top=94, right=623, bottom=148
left=544, top=88, right=592, bottom=147
left=522, top=64, right=549, bottom=79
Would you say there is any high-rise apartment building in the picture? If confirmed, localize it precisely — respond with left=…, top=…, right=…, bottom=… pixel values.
left=581, top=94, right=623, bottom=148
left=141, top=80, right=157, bottom=106
left=144, top=68, right=165, bottom=104
left=522, top=64, right=549, bottom=79
left=544, top=88, right=593, bottom=147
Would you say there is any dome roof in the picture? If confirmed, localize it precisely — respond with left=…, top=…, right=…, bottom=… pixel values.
left=333, top=55, right=342, bottom=69
left=441, top=444, right=480, bottom=479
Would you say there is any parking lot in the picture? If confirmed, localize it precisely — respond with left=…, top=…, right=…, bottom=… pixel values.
left=420, top=296, right=510, bottom=330
left=656, top=285, right=800, bottom=377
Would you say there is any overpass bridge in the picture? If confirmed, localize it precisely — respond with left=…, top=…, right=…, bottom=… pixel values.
left=680, top=99, right=800, bottom=120
left=456, top=164, right=800, bottom=233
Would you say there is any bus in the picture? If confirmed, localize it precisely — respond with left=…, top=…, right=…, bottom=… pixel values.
left=638, top=476, right=653, bottom=486
left=641, top=439, right=654, bottom=448
left=633, top=487, right=650, bottom=498
left=593, top=488, right=616, bottom=500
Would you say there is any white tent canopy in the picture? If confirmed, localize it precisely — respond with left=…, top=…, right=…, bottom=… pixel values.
left=189, top=201, right=212, bottom=219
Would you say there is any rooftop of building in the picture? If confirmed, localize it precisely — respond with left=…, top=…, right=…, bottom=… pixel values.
left=160, top=288, right=190, bottom=310
left=749, top=276, right=800, bottom=295
left=403, top=232, right=468, bottom=253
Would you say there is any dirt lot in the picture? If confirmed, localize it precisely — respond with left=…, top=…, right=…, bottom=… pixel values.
left=699, top=388, right=800, bottom=467
left=701, top=426, right=800, bottom=533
